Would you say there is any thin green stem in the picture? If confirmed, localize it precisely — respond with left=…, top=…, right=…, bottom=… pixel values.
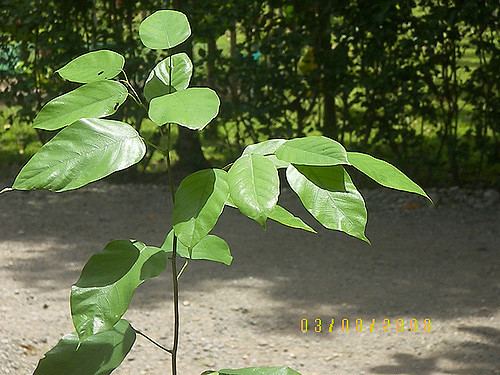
left=177, top=259, right=190, bottom=280
left=131, top=325, right=173, bottom=355
left=142, top=137, right=167, bottom=156
left=120, top=71, right=147, bottom=111
left=0, top=187, right=13, bottom=194
left=163, top=54, right=180, bottom=375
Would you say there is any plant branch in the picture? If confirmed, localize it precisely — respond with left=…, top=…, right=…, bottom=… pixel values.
left=177, top=259, right=190, bottom=280
left=132, top=326, right=173, bottom=355
left=0, top=187, right=13, bottom=195
left=142, top=137, right=168, bottom=156
left=163, top=54, right=180, bottom=375
left=120, top=70, right=147, bottom=111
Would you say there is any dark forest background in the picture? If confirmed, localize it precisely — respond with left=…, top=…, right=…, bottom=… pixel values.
left=1, top=0, right=498, bottom=187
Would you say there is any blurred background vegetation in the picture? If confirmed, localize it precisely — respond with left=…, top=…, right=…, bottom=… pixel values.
left=0, top=0, right=498, bottom=187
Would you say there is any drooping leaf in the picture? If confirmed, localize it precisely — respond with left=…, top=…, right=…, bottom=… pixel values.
left=144, top=53, right=193, bottom=102
left=219, top=367, right=301, bottom=375
left=348, top=152, right=430, bottom=200
left=13, top=119, right=146, bottom=192
left=149, top=88, right=220, bottom=129
left=139, top=10, right=191, bottom=50
left=275, top=136, right=349, bottom=166
left=71, top=240, right=169, bottom=340
left=33, top=320, right=135, bottom=375
left=268, top=205, right=316, bottom=233
left=163, top=231, right=232, bottom=265
left=287, top=165, right=369, bottom=243
left=228, top=154, right=280, bottom=226
left=33, top=80, right=128, bottom=130
left=56, top=50, right=125, bottom=83
left=243, top=139, right=286, bottom=156
left=173, top=169, right=229, bottom=248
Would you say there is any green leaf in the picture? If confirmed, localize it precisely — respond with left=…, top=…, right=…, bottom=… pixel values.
left=13, top=119, right=146, bottom=192
left=219, top=367, right=301, bottom=375
left=33, top=80, right=128, bottom=130
left=71, top=240, right=168, bottom=340
left=348, top=152, right=430, bottom=200
left=56, top=50, right=125, bottom=83
left=33, top=320, right=135, bottom=375
left=269, top=205, right=316, bottom=233
left=173, top=169, right=229, bottom=248
left=265, top=155, right=290, bottom=169
left=293, top=164, right=346, bottom=192
left=286, top=165, right=369, bottom=243
left=144, top=53, right=193, bottom=102
left=275, top=136, right=349, bottom=166
left=243, top=139, right=286, bottom=156
left=149, top=88, right=220, bottom=129
left=228, top=154, right=279, bottom=226
left=139, top=10, right=191, bottom=50
left=163, top=231, right=233, bottom=265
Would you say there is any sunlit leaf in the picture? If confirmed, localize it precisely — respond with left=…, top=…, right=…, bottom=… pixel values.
left=56, top=50, right=125, bottom=83
left=71, top=240, right=168, bottom=340
left=348, top=152, right=430, bottom=200
left=139, top=10, right=191, bottom=50
left=13, top=119, right=146, bottom=192
left=173, top=169, right=229, bottom=248
left=265, top=155, right=290, bottom=169
left=144, top=53, right=193, bottom=102
left=149, top=88, right=220, bottom=129
left=275, top=136, right=349, bottom=166
left=33, top=80, right=128, bottom=130
left=163, top=231, right=232, bottom=265
left=269, top=205, right=316, bottom=233
left=33, top=320, right=135, bottom=375
left=243, top=139, right=286, bottom=156
left=287, top=165, right=369, bottom=243
left=228, top=154, right=279, bottom=226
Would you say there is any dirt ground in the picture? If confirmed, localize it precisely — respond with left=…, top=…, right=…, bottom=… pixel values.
left=0, top=182, right=499, bottom=375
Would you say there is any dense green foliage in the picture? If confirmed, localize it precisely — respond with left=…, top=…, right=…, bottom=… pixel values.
left=3, top=8, right=432, bottom=375
left=1, top=1, right=498, bottom=187
left=1, top=1, right=498, bottom=186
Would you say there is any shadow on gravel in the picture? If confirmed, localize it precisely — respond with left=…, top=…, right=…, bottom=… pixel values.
left=370, top=326, right=500, bottom=374
left=1, top=185, right=499, bottom=334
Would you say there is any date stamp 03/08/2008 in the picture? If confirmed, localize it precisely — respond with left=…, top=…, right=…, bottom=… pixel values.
left=299, top=318, right=432, bottom=334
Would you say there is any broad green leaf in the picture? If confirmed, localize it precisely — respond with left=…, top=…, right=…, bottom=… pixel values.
left=56, top=50, right=125, bottom=83
left=144, top=53, right=193, bottom=102
left=139, top=10, right=191, bottom=50
left=275, top=136, right=349, bottom=166
left=269, top=205, right=316, bottom=233
left=71, top=240, right=168, bottom=339
left=348, top=152, right=430, bottom=200
left=287, top=165, right=369, bottom=243
left=13, top=119, right=146, bottom=192
left=33, top=80, right=128, bottom=130
left=173, top=169, right=229, bottom=248
left=149, top=88, right=220, bottom=129
left=293, top=164, right=346, bottom=192
left=219, top=367, right=301, bottom=375
left=243, top=139, right=286, bottom=155
left=163, top=231, right=233, bottom=265
left=228, top=154, right=279, bottom=226
left=33, top=320, right=135, bottom=375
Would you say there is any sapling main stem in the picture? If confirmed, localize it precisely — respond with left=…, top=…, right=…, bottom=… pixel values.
left=165, top=54, right=181, bottom=375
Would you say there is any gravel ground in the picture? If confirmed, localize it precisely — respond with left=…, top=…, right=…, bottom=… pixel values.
left=0, top=182, right=499, bottom=375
